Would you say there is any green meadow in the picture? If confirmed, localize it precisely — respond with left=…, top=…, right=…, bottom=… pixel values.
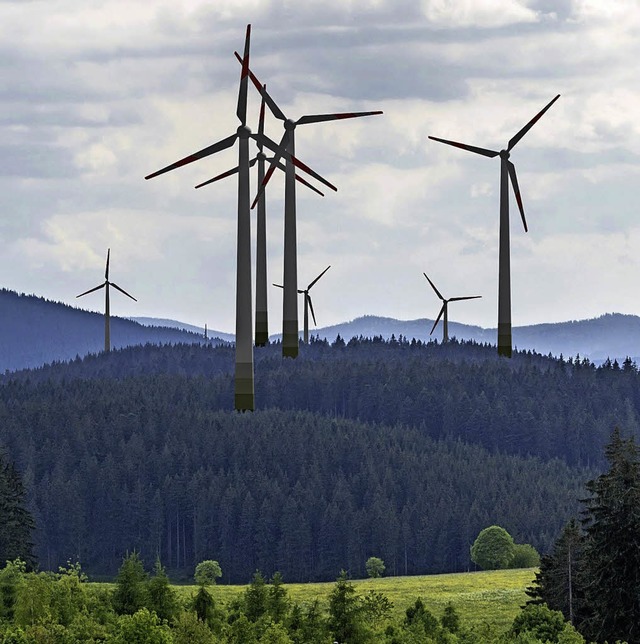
left=172, top=568, right=536, bottom=631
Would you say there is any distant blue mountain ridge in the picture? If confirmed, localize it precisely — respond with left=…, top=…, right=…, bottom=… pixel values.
left=1, top=288, right=638, bottom=373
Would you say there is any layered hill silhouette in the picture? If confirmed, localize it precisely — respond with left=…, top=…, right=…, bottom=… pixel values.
left=2, top=287, right=638, bottom=373
left=0, top=289, right=228, bottom=373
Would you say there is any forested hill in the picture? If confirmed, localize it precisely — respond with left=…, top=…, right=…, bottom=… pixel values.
left=0, top=289, right=226, bottom=372
left=1, top=339, right=636, bottom=580
left=5, top=338, right=638, bottom=469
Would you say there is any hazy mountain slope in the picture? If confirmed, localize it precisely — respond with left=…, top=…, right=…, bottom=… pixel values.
left=0, top=289, right=223, bottom=373
left=131, top=316, right=234, bottom=342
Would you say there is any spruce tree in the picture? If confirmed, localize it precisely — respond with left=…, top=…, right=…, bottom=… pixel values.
left=0, top=454, right=36, bottom=568
left=580, top=427, right=640, bottom=644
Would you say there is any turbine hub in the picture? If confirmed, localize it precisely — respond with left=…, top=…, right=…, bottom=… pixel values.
left=256, top=151, right=267, bottom=161
left=284, top=118, right=296, bottom=131
left=237, top=124, right=252, bottom=138
left=499, top=149, right=510, bottom=159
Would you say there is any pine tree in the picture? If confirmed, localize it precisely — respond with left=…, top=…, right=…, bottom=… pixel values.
left=0, top=454, right=36, bottom=568
left=580, top=427, right=640, bottom=644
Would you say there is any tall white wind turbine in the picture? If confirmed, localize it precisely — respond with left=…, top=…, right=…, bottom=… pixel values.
left=423, top=273, right=481, bottom=343
left=236, top=54, right=382, bottom=359
left=76, top=248, right=137, bottom=352
left=428, top=95, right=560, bottom=357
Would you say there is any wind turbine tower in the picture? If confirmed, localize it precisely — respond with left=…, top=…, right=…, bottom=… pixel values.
left=76, top=248, right=137, bottom=352
left=238, top=56, right=382, bottom=359
left=423, top=273, right=481, bottom=343
left=428, top=95, right=559, bottom=357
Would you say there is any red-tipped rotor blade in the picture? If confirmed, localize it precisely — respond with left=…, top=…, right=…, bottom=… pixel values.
left=508, top=94, right=560, bottom=152
left=307, top=294, right=317, bottom=326
left=308, top=265, right=331, bottom=290
left=234, top=52, right=286, bottom=121
left=296, top=110, right=383, bottom=126
left=423, top=273, right=445, bottom=301
left=77, top=283, right=106, bottom=298
left=449, top=295, right=482, bottom=302
left=507, top=160, right=528, bottom=232
left=110, top=282, right=137, bottom=302
left=290, top=154, right=337, bottom=192
left=145, top=134, right=237, bottom=180
left=430, top=304, right=445, bottom=335
left=195, top=166, right=240, bottom=189
left=236, top=25, right=251, bottom=124
left=250, top=131, right=289, bottom=209
left=428, top=136, right=499, bottom=158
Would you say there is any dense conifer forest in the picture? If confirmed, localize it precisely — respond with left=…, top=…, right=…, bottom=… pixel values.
left=3, top=336, right=637, bottom=581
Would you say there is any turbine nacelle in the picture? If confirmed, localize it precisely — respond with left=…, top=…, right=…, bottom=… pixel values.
left=237, top=124, right=252, bottom=138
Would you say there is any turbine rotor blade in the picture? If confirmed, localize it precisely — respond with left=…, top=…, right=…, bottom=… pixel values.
left=195, top=165, right=240, bottom=189
left=294, top=173, right=324, bottom=197
left=110, top=282, right=137, bottom=302
left=296, top=110, right=383, bottom=126
left=250, top=131, right=290, bottom=209
left=307, top=294, right=317, bottom=326
left=507, top=160, right=528, bottom=232
left=290, top=155, right=337, bottom=192
left=430, top=304, right=445, bottom=336
left=449, top=295, right=482, bottom=302
left=308, top=265, right=331, bottom=290
left=508, top=94, right=560, bottom=152
left=258, top=85, right=266, bottom=139
left=145, top=134, right=238, bottom=180
left=76, top=283, right=105, bottom=298
left=273, top=283, right=283, bottom=289
left=105, top=248, right=110, bottom=280
left=428, top=136, right=499, bottom=158
left=233, top=52, right=286, bottom=121
left=236, top=25, right=251, bottom=124
left=423, top=273, right=445, bottom=301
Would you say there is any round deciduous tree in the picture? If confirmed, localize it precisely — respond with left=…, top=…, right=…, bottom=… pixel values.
left=470, top=525, right=515, bottom=570
left=365, top=556, right=385, bottom=578
left=194, top=560, right=222, bottom=587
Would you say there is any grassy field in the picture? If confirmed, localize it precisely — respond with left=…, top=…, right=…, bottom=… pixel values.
left=174, top=568, right=537, bottom=631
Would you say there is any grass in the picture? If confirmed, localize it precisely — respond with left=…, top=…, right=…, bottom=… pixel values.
left=174, top=568, right=536, bottom=631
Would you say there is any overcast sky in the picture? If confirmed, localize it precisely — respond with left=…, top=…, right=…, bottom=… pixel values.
left=1, top=0, right=639, bottom=334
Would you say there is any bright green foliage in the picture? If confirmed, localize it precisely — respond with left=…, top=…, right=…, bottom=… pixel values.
left=580, top=427, right=640, bottom=644
left=441, top=603, right=460, bottom=634
left=361, top=589, right=393, bottom=629
left=365, top=556, right=385, bottom=579
left=403, top=597, right=439, bottom=638
left=66, top=610, right=111, bottom=642
left=260, top=620, right=294, bottom=644
left=147, top=558, right=178, bottom=622
left=287, top=599, right=327, bottom=644
left=244, top=571, right=267, bottom=623
left=226, top=614, right=257, bottom=644
left=509, top=544, right=540, bottom=569
left=193, top=585, right=214, bottom=623
left=194, top=560, right=222, bottom=587
left=49, top=562, right=87, bottom=627
left=13, top=572, right=53, bottom=627
left=267, top=572, right=289, bottom=623
left=470, top=526, right=516, bottom=570
left=112, top=552, right=149, bottom=616
left=328, top=570, right=371, bottom=643
left=172, top=611, right=218, bottom=644
left=112, top=607, right=173, bottom=644
left=0, top=560, right=26, bottom=622
left=510, top=604, right=566, bottom=642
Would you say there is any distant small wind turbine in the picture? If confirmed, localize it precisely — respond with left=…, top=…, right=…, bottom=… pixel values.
left=424, top=273, right=480, bottom=343
left=76, top=249, right=137, bottom=352
left=195, top=88, right=324, bottom=348
left=274, top=265, right=331, bottom=344
left=428, top=94, right=560, bottom=357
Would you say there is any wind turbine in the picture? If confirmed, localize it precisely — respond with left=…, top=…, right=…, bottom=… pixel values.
left=274, top=265, right=330, bottom=344
left=195, top=88, right=325, bottom=348
left=235, top=53, right=382, bottom=359
left=145, top=25, right=332, bottom=411
left=423, top=273, right=480, bottom=343
left=428, top=94, right=560, bottom=357
left=76, top=248, right=137, bottom=352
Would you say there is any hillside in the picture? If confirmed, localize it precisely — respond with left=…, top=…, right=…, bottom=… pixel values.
left=0, top=289, right=227, bottom=373
left=3, top=338, right=635, bottom=580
